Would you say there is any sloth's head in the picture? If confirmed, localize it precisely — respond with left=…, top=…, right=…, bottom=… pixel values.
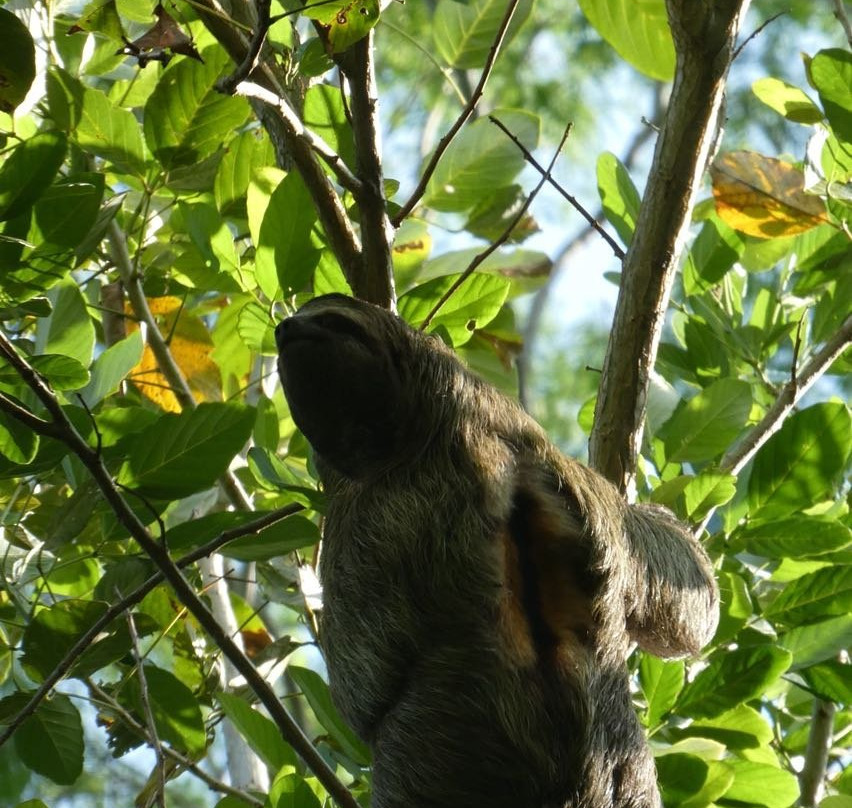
left=275, top=294, right=453, bottom=479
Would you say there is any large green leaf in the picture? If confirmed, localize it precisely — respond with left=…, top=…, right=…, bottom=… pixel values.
left=677, top=645, right=792, bottom=718
left=679, top=704, right=773, bottom=750
left=221, top=514, right=321, bottom=561
left=578, top=0, right=674, bottom=80
left=76, top=86, right=146, bottom=176
left=15, top=694, right=83, bottom=785
left=424, top=109, right=540, bottom=212
left=433, top=0, right=534, bottom=69
left=809, top=48, right=852, bottom=143
left=732, top=517, right=851, bottom=559
left=34, top=279, right=96, bottom=366
left=780, top=615, right=852, bottom=669
left=398, top=272, right=511, bottom=345
left=143, top=47, right=249, bottom=170
left=639, top=655, right=683, bottom=727
left=656, top=754, right=734, bottom=808
left=748, top=403, right=851, bottom=519
left=75, top=330, right=144, bottom=408
left=0, top=410, right=39, bottom=465
left=124, top=665, right=206, bottom=755
left=0, top=9, right=36, bottom=114
left=217, top=691, right=295, bottom=771
left=256, top=171, right=322, bottom=298
left=288, top=665, right=370, bottom=765
left=801, top=659, right=852, bottom=703
left=0, top=132, right=67, bottom=221
left=597, top=151, right=641, bottom=246
left=118, top=402, right=255, bottom=499
left=765, top=566, right=852, bottom=626
left=661, top=378, right=752, bottom=463
left=723, top=760, right=799, bottom=808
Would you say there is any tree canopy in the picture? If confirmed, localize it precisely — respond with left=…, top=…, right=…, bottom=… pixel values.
left=0, top=1, right=849, bottom=807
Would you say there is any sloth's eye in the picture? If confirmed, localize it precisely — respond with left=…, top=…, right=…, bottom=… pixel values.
left=313, top=311, right=371, bottom=342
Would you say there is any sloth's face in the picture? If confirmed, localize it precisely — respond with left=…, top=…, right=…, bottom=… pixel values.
left=275, top=294, right=414, bottom=479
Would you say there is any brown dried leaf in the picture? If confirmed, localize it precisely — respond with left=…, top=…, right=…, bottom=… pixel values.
left=710, top=150, right=829, bottom=239
left=127, top=296, right=221, bottom=411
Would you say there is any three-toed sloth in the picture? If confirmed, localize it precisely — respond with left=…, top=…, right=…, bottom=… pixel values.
left=276, top=293, right=719, bottom=808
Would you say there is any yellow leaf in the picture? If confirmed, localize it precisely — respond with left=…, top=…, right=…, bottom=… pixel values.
left=127, top=296, right=221, bottom=411
left=710, top=151, right=829, bottom=239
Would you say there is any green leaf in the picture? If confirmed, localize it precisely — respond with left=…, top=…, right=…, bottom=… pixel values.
left=597, top=151, right=640, bottom=246
left=578, top=0, right=674, bottom=81
left=35, top=280, right=96, bottom=367
left=661, top=378, right=752, bottom=463
left=237, top=301, right=278, bottom=354
left=656, top=754, right=735, bottom=808
left=303, top=85, right=355, bottom=171
left=126, top=665, right=206, bottom=755
left=682, top=472, right=737, bottom=521
left=75, top=330, right=144, bottom=407
left=0, top=132, right=67, bottom=221
left=765, top=566, right=852, bottom=625
left=222, top=515, right=321, bottom=561
left=217, top=692, right=295, bottom=771
left=257, top=172, right=321, bottom=297
left=143, top=47, right=249, bottom=170
left=214, top=128, right=275, bottom=216
left=30, top=354, right=90, bottom=390
left=301, top=0, right=380, bottom=53
left=752, top=78, right=824, bottom=125
left=424, top=109, right=540, bottom=212
left=0, top=411, right=39, bottom=464
left=683, top=217, right=745, bottom=295
left=15, top=693, right=83, bottom=785
left=118, top=402, right=255, bottom=499
left=723, top=760, right=799, bottom=808
left=267, top=771, right=322, bottom=808
left=32, top=174, right=104, bottom=250
left=76, top=86, right=146, bottom=175
left=398, top=272, right=511, bottom=345
left=810, top=48, right=852, bottom=143
left=677, top=645, right=792, bottom=718
left=748, top=403, right=851, bottom=519
left=801, top=659, right=852, bottom=703
left=0, top=9, right=36, bottom=114
left=639, top=655, right=683, bottom=727
left=780, top=615, right=852, bottom=669
left=733, top=517, right=851, bottom=559
left=681, top=703, right=773, bottom=749
left=433, top=0, right=534, bottom=69
left=288, top=665, right=370, bottom=765
left=714, top=570, right=753, bottom=643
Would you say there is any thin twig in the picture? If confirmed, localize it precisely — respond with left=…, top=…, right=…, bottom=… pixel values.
left=392, top=0, right=522, bottom=226
left=218, top=0, right=270, bottom=92
left=732, top=11, right=786, bottom=61
left=0, top=503, right=302, bottom=751
left=489, top=115, right=626, bottom=261
left=419, top=121, right=573, bottom=330
left=87, top=680, right=264, bottom=808
left=126, top=612, right=167, bottom=808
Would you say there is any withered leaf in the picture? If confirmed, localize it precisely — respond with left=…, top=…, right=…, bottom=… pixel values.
left=710, top=150, right=829, bottom=239
left=116, top=3, right=203, bottom=67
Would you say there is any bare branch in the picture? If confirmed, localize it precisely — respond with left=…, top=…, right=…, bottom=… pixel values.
left=489, top=116, right=625, bottom=261
left=589, top=0, right=751, bottom=494
left=392, top=0, right=523, bottom=226
left=419, top=121, right=573, bottom=330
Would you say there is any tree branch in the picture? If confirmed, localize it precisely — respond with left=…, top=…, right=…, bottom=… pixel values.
left=392, top=0, right=523, bottom=226
left=337, top=32, right=397, bottom=308
left=798, top=698, right=836, bottom=806
left=589, top=0, right=751, bottom=494
left=0, top=336, right=356, bottom=808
